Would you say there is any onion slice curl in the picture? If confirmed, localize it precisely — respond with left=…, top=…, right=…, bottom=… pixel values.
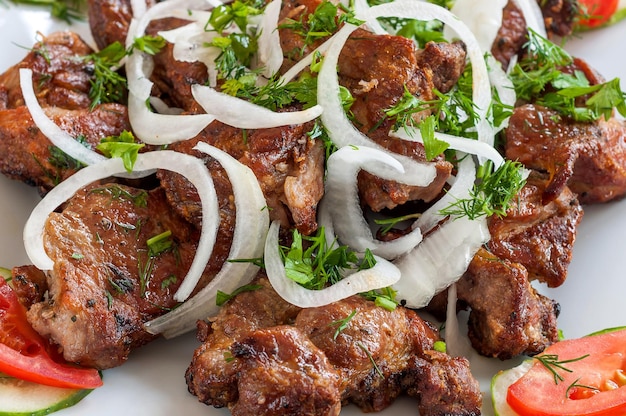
left=23, top=151, right=220, bottom=299
left=264, top=221, right=401, bottom=308
left=145, top=142, right=269, bottom=337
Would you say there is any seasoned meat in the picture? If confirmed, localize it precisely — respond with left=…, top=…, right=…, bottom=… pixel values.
left=491, top=0, right=527, bottom=68
left=230, top=326, right=342, bottom=416
left=24, top=183, right=216, bottom=369
left=0, top=104, right=129, bottom=193
left=505, top=104, right=626, bottom=204
left=338, top=30, right=459, bottom=211
left=295, top=296, right=482, bottom=415
left=158, top=120, right=325, bottom=235
left=487, top=172, right=583, bottom=288
left=539, top=0, right=577, bottom=37
left=407, top=351, right=483, bottom=416
left=0, top=31, right=94, bottom=110
left=456, top=248, right=561, bottom=359
left=186, top=276, right=302, bottom=408
left=88, top=0, right=155, bottom=50
left=187, top=278, right=482, bottom=416
left=11, top=265, right=47, bottom=308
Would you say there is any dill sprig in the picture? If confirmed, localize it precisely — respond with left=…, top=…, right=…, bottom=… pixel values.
left=534, top=353, right=590, bottom=385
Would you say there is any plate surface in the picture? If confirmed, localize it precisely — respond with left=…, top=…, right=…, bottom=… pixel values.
left=1, top=4, right=625, bottom=415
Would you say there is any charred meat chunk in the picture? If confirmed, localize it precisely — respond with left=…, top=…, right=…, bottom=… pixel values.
left=230, top=326, right=342, bottom=416
left=487, top=172, right=583, bottom=287
left=539, top=0, right=578, bottom=37
left=491, top=0, right=528, bottom=68
left=187, top=278, right=482, bottom=416
left=186, top=276, right=302, bottom=408
left=0, top=104, right=129, bottom=193
left=505, top=104, right=626, bottom=204
left=457, top=248, right=561, bottom=359
left=88, top=0, right=156, bottom=50
left=24, top=183, right=209, bottom=369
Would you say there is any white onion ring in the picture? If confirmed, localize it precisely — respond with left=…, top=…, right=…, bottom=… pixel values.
left=23, top=151, right=220, bottom=299
left=191, top=84, right=323, bottom=128
left=19, top=68, right=106, bottom=166
left=513, top=0, right=547, bottom=38
left=321, top=145, right=424, bottom=259
left=444, top=0, right=508, bottom=53
left=125, top=0, right=217, bottom=144
left=257, top=0, right=283, bottom=78
left=145, top=142, right=269, bottom=336
left=264, top=221, right=401, bottom=308
left=393, top=215, right=489, bottom=309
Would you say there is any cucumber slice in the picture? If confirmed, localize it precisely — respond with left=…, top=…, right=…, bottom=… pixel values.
left=491, top=360, right=532, bottom=416
left=0, top=374, right=93, bottom=416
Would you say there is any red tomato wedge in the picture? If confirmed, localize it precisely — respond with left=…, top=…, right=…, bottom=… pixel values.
left=0, top=278, right=102, bottom=389
left=507, top=328, right=626, bottom=416
left=577, top=0, right=619, bottom=28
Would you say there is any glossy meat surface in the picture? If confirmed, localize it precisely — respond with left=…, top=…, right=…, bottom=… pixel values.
left=26, top=183, right=206, bottom=368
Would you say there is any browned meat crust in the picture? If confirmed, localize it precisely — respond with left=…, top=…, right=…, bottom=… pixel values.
left=26, top=183, right=208, bottom=368
left=187, top=277, right=482, bottom=416
left=88, top=0, right=156, bottom=50
left=0, top=31, right=93, bottom=111
left=457, top=248, right=561, bottom=359
left=491, top=1, right=527, bottom=68
left=0, top=104, right=129, bottom=192
left=157, top=119, right=325, bottom=235
left=487, top=172, right=583, bottom=287
left=505, top=104, right=626, bottom=204
left=539, top=0, right=578, bottom=37
left=230, top=326, right=342, bottom=416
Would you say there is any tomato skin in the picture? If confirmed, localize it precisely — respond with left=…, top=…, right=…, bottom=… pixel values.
left=577, top=0, right=619, bottom=28
left=507, top=328, right=626, bottom=416
left=0, top=278, right=102, bottom=389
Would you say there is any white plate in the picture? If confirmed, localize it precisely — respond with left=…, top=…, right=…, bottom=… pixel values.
left=1, top=5, right=625, bottom=415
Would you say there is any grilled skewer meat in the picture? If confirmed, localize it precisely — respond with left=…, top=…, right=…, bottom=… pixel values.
left=187, top=277, right=482, bottom=416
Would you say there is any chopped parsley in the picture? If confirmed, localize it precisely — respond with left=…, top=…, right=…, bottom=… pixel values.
left=509, top=28, right=626, bottom=121
left=96, top=130, right=145, bottom=172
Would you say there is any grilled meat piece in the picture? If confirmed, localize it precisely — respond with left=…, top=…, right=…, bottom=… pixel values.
left=457, top=248, right=561, bottom=359
left=11, top=265, right=48, bottom=309
left=0, top=104, right=129, bottom=192
left=186, top=276, right=302, bottom=408
left=295, top=295, right=482, bottom=415
left=338, top=30, right=460, bottom=211
left=24, top=183, right=216, bottom=369
left=157, top=119, right=324, bottom=235
left=539, top=0, right=577, bottom=37
left=230, top=326, right=342, bottom=416
left=491, top=0, right=527, bottom=68
left=487, top=172, right=583, bottom=287
left=187, top=277, right=482, bottom=416
left=505, top=104, right=626, bottom=204
left=0, top=31, right=93, bottom=111
left=88, top=0, right=155, bottom=50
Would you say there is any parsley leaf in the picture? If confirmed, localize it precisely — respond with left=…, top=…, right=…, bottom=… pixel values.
left=96, top=130, right=145, bottom=172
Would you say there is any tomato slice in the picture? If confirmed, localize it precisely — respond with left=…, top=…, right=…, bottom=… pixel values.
left=577, top=0, right=619, bottom=28
left=507, top=328, right=626, bottom=416
left=0, top=278, right=102, bottom=389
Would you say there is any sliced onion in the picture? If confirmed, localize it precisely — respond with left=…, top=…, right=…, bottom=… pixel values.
left=444, top=0, right=508, bottom=53
left=393, top=215, right=490, bottom=309
left=317, top=23, right=437, bottom=186
left=264, top=221, right=401, bottom=308
left=390, top=128, right=505, bottom=168
left=486, top=54, right=516, bottom=131
left=19, top=68, right=106, bottom=166
left=415, top=155, right=476, bottom=233
left=191, top=84, right=323, bottom=128
left=145, top=142, right=269, bottom=337
left=23, top=152, right=220, bottom=293
left=279, top=40, right=331, bottom=84
left=125, top=0, right=217, bottom=144
left=443, top=283, right=473, bottom=358
left=257, top=0, right=283, bottom=78
left=321, top=145, right=424, bottom=259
